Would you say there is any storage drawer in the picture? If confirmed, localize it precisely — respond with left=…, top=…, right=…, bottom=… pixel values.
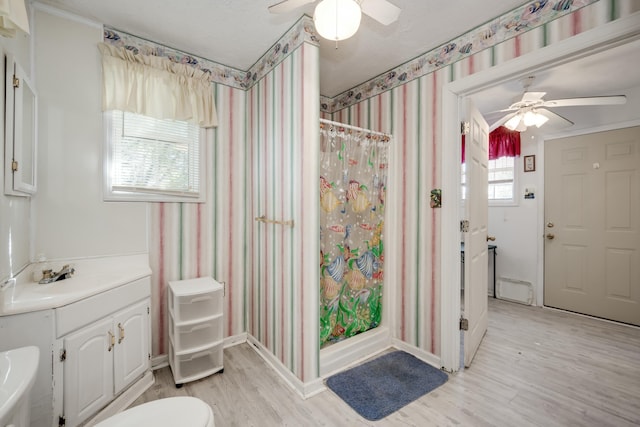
left=169, top=314, right=223, bottom=353
left=168, top=278, right=223, bottom=323
left=169, top=342, right=223, bottom=383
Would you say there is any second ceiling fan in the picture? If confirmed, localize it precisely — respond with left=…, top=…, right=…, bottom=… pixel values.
left=489, top=76, right=627, bottom=132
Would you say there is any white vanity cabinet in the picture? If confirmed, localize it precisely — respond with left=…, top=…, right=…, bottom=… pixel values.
left=54, top=276, right=151, bottom=427
left=61, top=299, right=149, bottom=427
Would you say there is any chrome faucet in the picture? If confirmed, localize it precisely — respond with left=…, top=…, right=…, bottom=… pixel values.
left=39, top=264, right=75, bottom=284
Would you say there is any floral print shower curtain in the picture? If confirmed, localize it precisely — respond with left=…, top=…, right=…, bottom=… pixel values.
left=319, top=123, right=390, bottom=347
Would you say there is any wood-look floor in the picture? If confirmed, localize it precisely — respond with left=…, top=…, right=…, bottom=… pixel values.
left=132, top=299, right=640, bottom=426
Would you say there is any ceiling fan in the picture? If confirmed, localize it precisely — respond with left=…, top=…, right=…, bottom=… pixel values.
left=268, top=0, right=401, bottom=41
left=488, top=76, right=627, bottom=132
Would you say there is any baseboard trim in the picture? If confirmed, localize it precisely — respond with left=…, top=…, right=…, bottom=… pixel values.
left=391, top=339, right=443, bottom=370
left=224, top=332, right=248, bottom=348
left=246, top=335, right=325, bottom=399
left=151, top=354, right=168, bottom=370
left=319, top=327, right=391, bottom=377
left=151, top=333, right=248, bottom=371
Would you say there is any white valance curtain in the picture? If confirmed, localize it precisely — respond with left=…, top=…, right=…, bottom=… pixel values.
left=0, top=0, right=30, bottom=37
left=98, top=43, right=218, bottom=128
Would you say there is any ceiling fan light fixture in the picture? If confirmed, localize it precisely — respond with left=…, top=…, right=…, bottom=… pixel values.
left=314, top=0, right=362, bottom=41
left=504, top=114, right=522, bottom=131
left=515, top=120, right=528, bottom=132
left=532, top=112, right=549, bottom=128
left=522, top=109, right=549, bottom=128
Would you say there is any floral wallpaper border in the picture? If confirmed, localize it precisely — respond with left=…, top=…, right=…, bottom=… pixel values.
left=102, top=1, right=599, bottom=112
left=321, top=0, right=599, bottom=113
left=103, top=15, right=319, bottom=90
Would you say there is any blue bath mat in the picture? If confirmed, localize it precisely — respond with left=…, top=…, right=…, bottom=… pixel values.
left=326, top=350, right=448, bottom=421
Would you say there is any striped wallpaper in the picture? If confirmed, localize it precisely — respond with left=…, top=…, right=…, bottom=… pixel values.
left=146, top=0, right=635, bottom=388
left=148, top=83, right=247, bottom=357
left=246, top=43, right=320, bottom=383
left=329, top=0, right=633, bottom=358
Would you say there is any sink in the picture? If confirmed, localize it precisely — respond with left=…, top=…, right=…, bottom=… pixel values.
left=0, top=346, right=39, bottom=425
left=0, top=254, right=152, bottom=316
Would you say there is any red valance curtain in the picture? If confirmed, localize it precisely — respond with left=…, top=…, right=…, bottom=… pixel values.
left=461, top=126, right=521, bottom=163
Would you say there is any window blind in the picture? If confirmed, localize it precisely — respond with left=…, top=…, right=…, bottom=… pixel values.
left=109, top=110, right=201, bottom=197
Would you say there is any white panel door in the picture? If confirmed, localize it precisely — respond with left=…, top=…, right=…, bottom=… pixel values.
left=113, top=299, right=150, bottom=394
left=63, top=317, right=114, bottom=427
left=545, top=126, right=640, bottom=326
left=463, top=99, right=490, bottom=367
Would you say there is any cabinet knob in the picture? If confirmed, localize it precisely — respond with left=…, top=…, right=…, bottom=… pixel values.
left=108, top=331, right=115, bottom=351
left=118, top=323, right=125, bottom=344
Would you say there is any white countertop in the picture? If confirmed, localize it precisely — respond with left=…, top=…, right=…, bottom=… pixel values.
left=0, top=254, right=151, bottom=316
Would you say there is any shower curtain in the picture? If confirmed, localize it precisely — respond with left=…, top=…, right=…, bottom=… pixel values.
left=319, top=121, right=390, bottom=347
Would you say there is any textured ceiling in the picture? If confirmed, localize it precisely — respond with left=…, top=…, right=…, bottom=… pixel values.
left=33, top=0, right=640, bottom=131
left=470, top=38, right=640, bottom=136
left=35, top=0, right=526, bottom=97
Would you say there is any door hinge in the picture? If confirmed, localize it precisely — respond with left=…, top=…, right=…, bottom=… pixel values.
left=13, top=75, right=19, bottom=88
left=11, top=160, right=18, bottom=172
left=461, top=121, right=470, bottom=135
left=59, top=349, right=67, bottom=362
left=147, top=306, right=150, bottom=315
left=460, top=317, right=469, bottom=331
left=460, top=220, right=470, bottom=233
left=148, top=353, right=151, bottom=360
left=58, top=415, right=66, bottom=426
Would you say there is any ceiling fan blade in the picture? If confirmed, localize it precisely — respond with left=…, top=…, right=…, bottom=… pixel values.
left=520, top=91, right=546, bottom=103
left=489, top=112, right=517, bottom=132
left=361, top=0, right=401, bottom=25
left=537, top=108, right=574, bottom=128
left=268, top=0, right=315, bottom=14
left=542, top=95, right=627, bottom=108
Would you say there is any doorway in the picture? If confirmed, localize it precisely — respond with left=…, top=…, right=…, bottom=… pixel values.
left=440, top=15, right=640, bottom=372
left=544, top=126, right=640, bottom=326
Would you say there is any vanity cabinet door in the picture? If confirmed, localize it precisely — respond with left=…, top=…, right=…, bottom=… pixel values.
left=63, top=317, right=114, bottom=427
left=113, top=299, right=150, bottom=394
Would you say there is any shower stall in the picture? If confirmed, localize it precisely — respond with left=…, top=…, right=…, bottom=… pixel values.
left=319, top=119, right=392, bottom=359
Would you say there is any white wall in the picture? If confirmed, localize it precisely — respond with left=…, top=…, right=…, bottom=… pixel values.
left=0, top=8, right=34, bottom=283
left=488, top=131, right=541, bottom=304
left=32, top=9, right=147, bottom=261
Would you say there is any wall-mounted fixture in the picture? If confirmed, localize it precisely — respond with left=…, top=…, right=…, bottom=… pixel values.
left=430, top=189, right=442, bottom=208
left=0, top=0, right=30, bottom=37
left=4, top=51, right=38, bottom=196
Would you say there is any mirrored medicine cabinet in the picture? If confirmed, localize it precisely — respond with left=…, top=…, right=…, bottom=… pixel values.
left=4, top=50, right=38, bottom=196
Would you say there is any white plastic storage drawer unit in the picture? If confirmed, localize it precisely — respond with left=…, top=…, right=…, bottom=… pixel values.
left=169, top=314, right=223, bottom=352
left=168, top=277, right=224, bottom=387
left=169, top=342, right=224, bottom=382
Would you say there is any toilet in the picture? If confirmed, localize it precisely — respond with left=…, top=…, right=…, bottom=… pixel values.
left=95, top=396, right=215, bottom=427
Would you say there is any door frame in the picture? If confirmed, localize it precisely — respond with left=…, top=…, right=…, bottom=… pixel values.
left=439, top=13, right=640, bottom=372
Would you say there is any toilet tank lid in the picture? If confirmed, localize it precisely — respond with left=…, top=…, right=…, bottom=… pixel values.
left=95, top=396, right=213, bottom=427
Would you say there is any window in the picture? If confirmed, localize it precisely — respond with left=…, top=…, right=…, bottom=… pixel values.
left=104, top=110, right=205, bottom=202
left=488, top=156, right=515, bottom=202
left=461, top=156, right=516, bottom=204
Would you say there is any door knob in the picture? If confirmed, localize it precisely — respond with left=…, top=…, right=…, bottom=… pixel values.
left=546, top=233, right=555, bottom=240
left=487, top=236, right=496, bottom=241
